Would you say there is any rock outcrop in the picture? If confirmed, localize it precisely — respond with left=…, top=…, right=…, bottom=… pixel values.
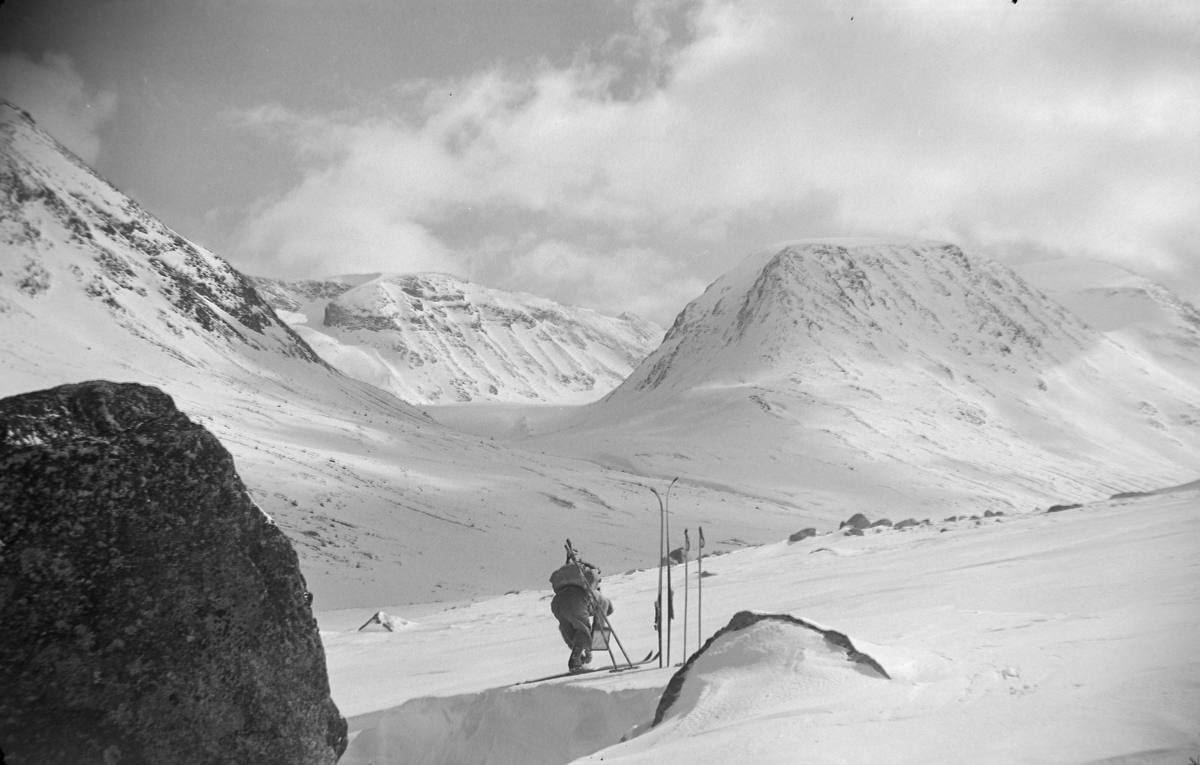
left=0, top=381, right=346, bottom=764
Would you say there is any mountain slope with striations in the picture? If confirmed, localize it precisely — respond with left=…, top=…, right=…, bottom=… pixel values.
left=525, top=239, right=1200, bottom=521
left=0, top=102, right=324, bottom=371
left=253, top=272, right=663, bottom=405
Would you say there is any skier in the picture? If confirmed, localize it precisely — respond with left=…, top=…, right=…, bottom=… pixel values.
left=550, top=560, right=614, bottom=672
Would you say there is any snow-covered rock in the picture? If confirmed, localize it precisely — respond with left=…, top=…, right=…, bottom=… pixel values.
left=649, top=611, right=889, bottom=731
left=254, top=272, right=664, bottom=405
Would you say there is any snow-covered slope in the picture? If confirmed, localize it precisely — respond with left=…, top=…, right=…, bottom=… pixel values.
left=0, top=101, right=323, bottom=369
left=519, top=240, right=1200, bottom=523
left=322, top=486, right=1200, bottom=765
left=1015, top=258, right=1200, bottom=384
left=0, top=102, right=800, bottom=608
left=6, top=96, right=1199, bottom=628
left=254, top=273, right=663, bottom=405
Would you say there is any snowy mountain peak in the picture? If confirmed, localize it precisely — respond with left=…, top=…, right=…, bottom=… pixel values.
left=254, top=272, right=664, bottom=405
left=0, top=102, right=322, bottom=366
left=618, top=239, right=1092, bottom=396
left=560, top=238, right=1200, bottom=525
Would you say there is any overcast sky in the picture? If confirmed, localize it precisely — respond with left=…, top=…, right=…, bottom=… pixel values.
left=1, top=0, right=1197, bottom=326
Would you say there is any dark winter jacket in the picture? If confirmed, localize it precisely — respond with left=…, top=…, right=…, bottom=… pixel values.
left=551, top=584, right=614, bottom=652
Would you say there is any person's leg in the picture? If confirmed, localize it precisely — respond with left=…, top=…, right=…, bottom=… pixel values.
left=566, top=614, right=592, bottom=669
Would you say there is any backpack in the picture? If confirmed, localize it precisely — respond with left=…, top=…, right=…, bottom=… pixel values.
left=550, top=561, right=598, bottom=593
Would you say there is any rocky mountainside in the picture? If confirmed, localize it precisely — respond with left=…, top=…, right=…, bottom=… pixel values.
left=253, top=272, right=664, bottom=405
left=533, top=239, right=1200, bottom=519
left=0, top=101, right=323, bottom=369
left=615, top=239, right=1095, bottom=396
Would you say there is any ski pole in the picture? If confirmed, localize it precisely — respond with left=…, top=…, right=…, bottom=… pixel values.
left=651, top=487, right=665, bottom=667
left=698, top=526, right=704, bottom=646
left=594, top=609, right=634, bottom=669
left=664, top=477, right=677, bottom=666
left=683, top=528, right=690, bottom=661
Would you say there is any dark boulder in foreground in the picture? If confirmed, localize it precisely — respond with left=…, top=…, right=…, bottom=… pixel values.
left=0, top=381, right=347, bottom=765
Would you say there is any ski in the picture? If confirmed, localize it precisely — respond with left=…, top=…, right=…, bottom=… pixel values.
left=514, top=651, right=660, bottom=686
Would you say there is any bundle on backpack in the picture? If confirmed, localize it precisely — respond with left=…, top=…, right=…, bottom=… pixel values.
left=550, top=561, right=598, bottom=593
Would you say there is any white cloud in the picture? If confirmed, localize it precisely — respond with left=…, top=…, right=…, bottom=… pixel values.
left=0, top=52, right=116, bottom=165
left=233, top=0, right=1200, bottom=315
left=505, top=240, right=708, bottom=325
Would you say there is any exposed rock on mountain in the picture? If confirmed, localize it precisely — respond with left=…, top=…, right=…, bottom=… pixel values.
left=0, top=101, right=322, bottom=366
left=617, top=240, right=1096, bottom=396
left=0, top=380, right=346, bottom=765
left=251, top=276, right=357, bottom=313
left=253, top=272, right=664, bottom=404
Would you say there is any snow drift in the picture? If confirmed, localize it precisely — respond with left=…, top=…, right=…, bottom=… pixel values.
left=651, top=610, right=889, bottom=729
left=340, top=682, right=660, bottom=765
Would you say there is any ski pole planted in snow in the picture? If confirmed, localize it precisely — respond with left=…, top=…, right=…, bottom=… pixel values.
left=683, top=528, right=690, bottom=661
left=664, top=477, right=677, bottom=666
left=651, top=486, right=665, bottom=667
left=698, top=525, right=705, bottom=646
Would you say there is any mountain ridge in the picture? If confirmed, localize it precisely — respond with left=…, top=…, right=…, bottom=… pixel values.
left=6, top=100, right=1200, bottom=608
left=254, top=272, right=664, bottom=405
left=0, top=100, right=325, bottom=368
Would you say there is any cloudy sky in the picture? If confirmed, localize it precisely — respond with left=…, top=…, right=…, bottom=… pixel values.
left=1, top=0, right=1197, bottom=326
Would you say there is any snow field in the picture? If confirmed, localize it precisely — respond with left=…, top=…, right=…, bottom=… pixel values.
left=323, top=487, right=1200, bottom=765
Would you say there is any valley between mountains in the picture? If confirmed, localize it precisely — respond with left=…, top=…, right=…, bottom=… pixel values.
left=3, top=99, right=1199, bottom=614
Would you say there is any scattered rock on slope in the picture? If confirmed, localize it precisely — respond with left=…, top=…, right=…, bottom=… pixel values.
left=0, top=381, right=347, bottom=765
left=788, top=528, right=817, bottom=542
left=840, top=513, right=872, bottom=530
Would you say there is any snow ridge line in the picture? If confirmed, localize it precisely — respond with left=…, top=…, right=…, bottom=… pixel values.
left=651, top=610, right=890, bottom=727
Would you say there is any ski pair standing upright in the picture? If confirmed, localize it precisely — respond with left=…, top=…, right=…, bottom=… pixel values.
left=651, top=479, right=705, bottom=668
left=651, top=478, right=677, bottom=667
